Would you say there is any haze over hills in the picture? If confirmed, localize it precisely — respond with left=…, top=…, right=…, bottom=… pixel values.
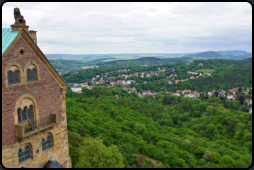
left=96, top=56, right=192, bottom=67
left=48, top=50, right=252, bottom=71
left=182, top=51, right=223, bottom=59
left=45, top=50, right=251, bottom=61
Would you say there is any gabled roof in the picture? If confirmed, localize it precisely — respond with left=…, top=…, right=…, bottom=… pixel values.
left=2, top=28, right=19, bottom=55
left=2, top=28, right=67, bottom=88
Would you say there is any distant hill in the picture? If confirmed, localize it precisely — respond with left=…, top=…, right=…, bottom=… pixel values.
left=193, top=58, right=252, bottom=68
left=182, top=50, right=252, bottom=60
left=216, top=50, right=250, bottom=55
left=183, top=51, right=223, bottom=58
left=96, top=56, right=192, bottom=67
left=216, top=50, right=252, bottom=60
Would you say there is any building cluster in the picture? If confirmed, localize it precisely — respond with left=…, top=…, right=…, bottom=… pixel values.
left=207, top=87, right=252, bottom=104
left=80, top=66, right=99, bottom=69
left=170, top=71, right=212, bottom=84
left=137, top=90, right=157, bottom=97
left=170, top=89, right=200, bottom=99
left=68, top=65, right=252, bottom=107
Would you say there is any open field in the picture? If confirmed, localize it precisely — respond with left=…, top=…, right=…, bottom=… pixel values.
left=102, top=57, right=136, bottom=62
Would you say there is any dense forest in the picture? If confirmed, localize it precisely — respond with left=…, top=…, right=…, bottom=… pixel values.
left=66, top=86, right=252, bottom=168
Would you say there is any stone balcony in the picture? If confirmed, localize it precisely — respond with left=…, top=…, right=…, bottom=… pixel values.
left=15, top=113, right=58, bottom=139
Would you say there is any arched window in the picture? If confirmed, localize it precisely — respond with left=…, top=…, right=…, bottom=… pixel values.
left=16, top=99, right=35, bottom=124
left=23, top=106, right=28, bottom=121
left=27, top=68, right=37, bottom=82
left=42, top=135, right=52, bottom=152
left=18, top=108, right=22, bottom=123
left=7, top=69, right=20, bottom=85
left=14, top=70, right=20, bottom=83
left=27, top=69, right=32, bottom=82
left=8, top=70, right=13, bottom=84
left=32, top=68, right=37, bottom=81
left=18, top=144, right=31, bottom=164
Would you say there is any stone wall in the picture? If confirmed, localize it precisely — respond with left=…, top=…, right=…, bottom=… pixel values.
left=2, top=35, right=71, bottom=167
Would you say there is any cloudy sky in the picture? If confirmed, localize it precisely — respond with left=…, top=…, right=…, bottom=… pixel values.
left=2, top=2, right=252, bottom=54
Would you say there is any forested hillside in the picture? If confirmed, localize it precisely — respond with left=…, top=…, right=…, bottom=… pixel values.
left=66, top=87, right=252, bottom=168
left=183, top=51, right=251, bottom=60
left=176, top=67, right=252, bottom=92
left=193, top=58, right=252, bottom=68
left=61, top=58, right=252, bottom=92
left=183, top=51, right=222, bottom=58
left=96, top=57, right=192, bottom=67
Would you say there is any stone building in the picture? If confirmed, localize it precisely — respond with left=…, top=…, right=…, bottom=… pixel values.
left=2, top=8, right=72, bottom=168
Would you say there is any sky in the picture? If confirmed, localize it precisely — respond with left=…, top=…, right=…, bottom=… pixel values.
left=2, top=2, right=252, bottom=54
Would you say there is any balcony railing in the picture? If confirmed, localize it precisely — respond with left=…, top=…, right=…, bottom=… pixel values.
left=16, top=113, right=58, bottom=139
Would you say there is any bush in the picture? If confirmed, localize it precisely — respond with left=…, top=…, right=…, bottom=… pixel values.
left=193, top=111, right=202, bottom=117
left=75, top=137, right=124, bottom=168
left=145, top=158, right=152, bottom=165
left=219, top=155, right=235, bottom=168
left=209, top=151, right=221, bottom=163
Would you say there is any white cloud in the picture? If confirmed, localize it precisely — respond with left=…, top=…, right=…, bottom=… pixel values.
left=2, top=2, right=252, bottom=54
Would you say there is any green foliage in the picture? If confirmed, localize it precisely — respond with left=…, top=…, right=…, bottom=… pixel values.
left=154, top=162, right=163, bottom=168
left=145, top=158, right=152, bottom=165
left=65, top=84, right=252, bottom=168
left=134, top=123, right=147, bottom=135
left=209, top=151, right=221, bottom=163
left=219, top=155, right=235, bottom=168
left=75, top=137, right=124, bottom=168
left=193, top=111, right=201, bottom=117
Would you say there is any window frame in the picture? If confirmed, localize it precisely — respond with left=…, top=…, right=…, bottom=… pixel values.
left=42, top=135, right=52, bottom=152
left=32, top=68, right=37, bottom=81
left=14, top=70, right=20, bottom=83
left=18, top=144, right=31, bottom=164
left=18, top=108, right=22, bottom=123
left=27, top=68, right=37, bottom=82
left=17, top=105, right=34, bottom=123
left=27, top=69, right=32, bottom=82
left=7, top=70, right=13, bottom=84
left=8, top=69, right=21, bottom=85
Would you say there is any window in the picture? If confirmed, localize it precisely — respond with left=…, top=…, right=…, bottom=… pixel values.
left=8, top=70, right=20, bottom=85
left=32, top=68, right=37, bottom=81
left=18, top=144, right=31, bottom=164
left=42, top=135, right=52, bottom=152
left=17, top=105, right=33, bottom=123
left=27, top=68, right=37, bottom=82
left=18, top=108, right=22, bottom=123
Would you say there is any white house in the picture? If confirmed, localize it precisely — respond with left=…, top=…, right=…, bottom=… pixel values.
left=188, top=94, right=195, bottom=98
left=71, top=85, right=82, bottom=93
left=227, top=94, right=233, bottom=100
left=208, top=92, right=213, bottom=96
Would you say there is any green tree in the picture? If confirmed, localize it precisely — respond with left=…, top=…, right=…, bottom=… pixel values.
left=154, top=162, right=163, bottom=168
left=219, top=155, right=235, bottom=168
left=75, top=137, right=124, bottom=168
left=238, top=87, right=242, bottom=92
left=209, top=151, right=221, bottom=163
left=134, top=123, right=147, bottom=135
left=145, top=158, right=152, bottom=165
left=193, top=111, right=201, bottom=117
